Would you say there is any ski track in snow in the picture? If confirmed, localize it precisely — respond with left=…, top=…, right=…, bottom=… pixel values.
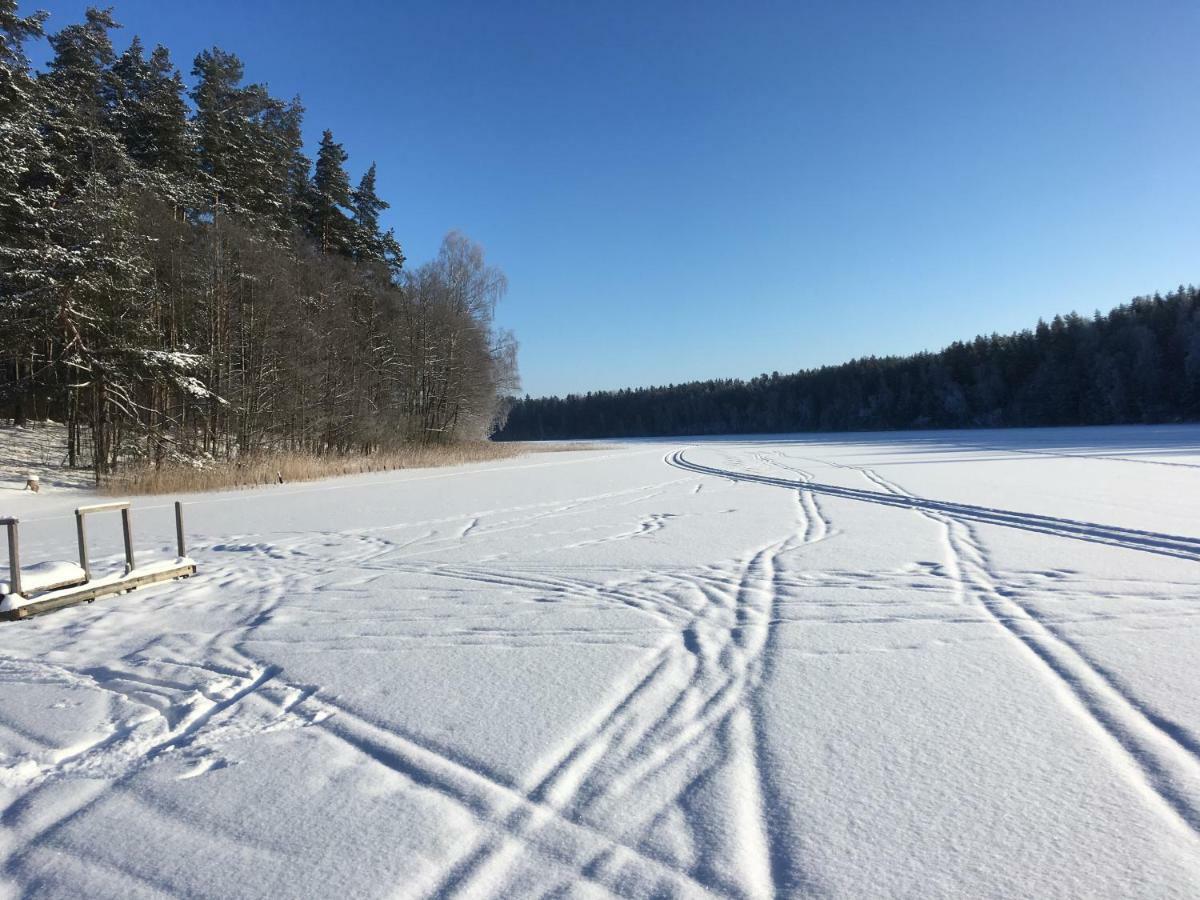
left=2, top=433, right=1199, bottom=897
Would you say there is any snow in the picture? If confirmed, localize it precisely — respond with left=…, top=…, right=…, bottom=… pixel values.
left=0, top=560, right=86, bottom=599
left=0, top=558, right=195, bottom=612
left=0, top=425, right=1199, bottom=897
left=0, top=421, right=93, bottom=493
left=136, top=349, right=205, bottom=370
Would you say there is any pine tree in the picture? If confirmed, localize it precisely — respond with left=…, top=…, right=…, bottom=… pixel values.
left=350, top=162, right=404, bottom=271
left=191, top=47, right=292, bottom=226
left=349, top=163, right=384, bottom=258
left=23, top=9, right=163, bottom=473
left=0, top=0, right=45, bottom=112
left=111, top=39, right=194, bottom=177
left=311, top=129, right=353, bottom=255
left=191, top=47, right=242, bottom=215
left=39, top=6, right=129, bottom=193
left=0, top=0, right=51, bottom=424
left=245, top=95, right=308, bottom=235
left=276, top=97, right=313, bottom=232
left=0, top=0, right=51, bottom=240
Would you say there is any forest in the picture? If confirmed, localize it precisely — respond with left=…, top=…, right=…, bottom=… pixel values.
left=0, top=4, right=518, bottom=478
left=498, top=286, right=1200, bottom=440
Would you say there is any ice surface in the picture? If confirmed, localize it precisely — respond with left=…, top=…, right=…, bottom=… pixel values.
left=0, top=426, right=1198, bottom=898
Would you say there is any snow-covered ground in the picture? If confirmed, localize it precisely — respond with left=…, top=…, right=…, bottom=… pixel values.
left=0, top=422, right=92, bottom=494
left=1, top=425, right=1199, bottom=898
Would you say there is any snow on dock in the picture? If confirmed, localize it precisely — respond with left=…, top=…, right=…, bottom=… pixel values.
left=0, top=560, right=86, bottom=599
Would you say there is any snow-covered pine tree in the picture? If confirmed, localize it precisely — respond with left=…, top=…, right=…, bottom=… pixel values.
left=110, top=38, right=195, bottom=179
left=35, top=10, right=149, bottom=474
left=275, top=97, right=313, bottom=234
left=31, top=10, right=210, bottom=475
left=311, top=129, right=354, bottom=255
left=191, top=47, right=292, bottom=229
left=39, top=7, right=129, bottom=192
left=2, top=6, right=517, bottom=471
left=350, top=162, right=405, bottom=273
left=0, top=0, right=51, bottom=425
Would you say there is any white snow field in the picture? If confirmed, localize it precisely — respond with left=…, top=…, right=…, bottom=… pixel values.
left=1, top=425, right=1199, bottom=899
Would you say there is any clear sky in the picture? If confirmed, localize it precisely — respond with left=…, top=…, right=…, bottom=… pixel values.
left=23, top=1, right=1200, bottom=397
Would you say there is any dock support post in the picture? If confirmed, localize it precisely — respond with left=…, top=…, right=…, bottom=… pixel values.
left=75, top=511, right=90, bottom=581
left=4, top=520, right=20, bottom=597
left=120, top=508, right=135, bottom=574
left=174, top=502, right=187, bottom=558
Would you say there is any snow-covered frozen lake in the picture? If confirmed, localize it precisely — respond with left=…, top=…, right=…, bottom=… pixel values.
left=2, top=426, right=1199, bottom=898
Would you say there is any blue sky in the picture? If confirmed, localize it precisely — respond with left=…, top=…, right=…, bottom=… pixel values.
left=23, top=1, right=1200, bottom=397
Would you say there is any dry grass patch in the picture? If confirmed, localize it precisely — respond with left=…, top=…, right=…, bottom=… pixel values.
left=103, top=442, right=560, bottom=496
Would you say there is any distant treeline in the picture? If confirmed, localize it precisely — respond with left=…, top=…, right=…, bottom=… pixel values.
left=1, top=5, right=517, bottom=478
left=498, top=286, right=1200, bottom=440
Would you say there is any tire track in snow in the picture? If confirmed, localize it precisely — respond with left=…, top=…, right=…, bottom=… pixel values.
left=424, top=566, right=689, bottom=631
left=0, top=656, right=327, bottom=893
left=302, top=678, right=720, bottom=899
left=671, top=448, right=1200, bottom=840
left=10, top=611, right=717, bottom=897
left=0, top=658, right=326, bottom=791
left=755, top=450, right=832, bottom=545
left=573, top=546, right=780, bottom=896
left=981, top=443, right=1200, bottom=470
left=15, top=620, right=685, bottom=894
left=0, top=543, right=329, bottom=892
left=569, top=448, right=834, bottom=894
left=852, top=464, right=1200, bottom=840
left=740, top=448, right=1200, bottom=842
left=667, top=450, right=1200, bottom=562
left=0, top=448, right=852, bottom=893
left=278, top=511, right=755, bottom=896
left=426, top=489, right=831, bottom=898
left=429, top=565, right=751, bottom=895
left=334, top=476, right=694, bottom=565
left=797, top=449, right=1200, bottom=845
left=244, top=549, right=762, bottom=896
left=749, top=450, right=839, bottom=891
left=186, top=482, right=739, bottom=897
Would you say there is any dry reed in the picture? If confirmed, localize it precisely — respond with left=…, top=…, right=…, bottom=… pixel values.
left=102, top=442, right=547, bottom=496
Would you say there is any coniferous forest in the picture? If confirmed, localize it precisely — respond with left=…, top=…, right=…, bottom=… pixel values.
left=0, top=4, right=519, bottom=478
left=498, top=286, right=1200, bottom=440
